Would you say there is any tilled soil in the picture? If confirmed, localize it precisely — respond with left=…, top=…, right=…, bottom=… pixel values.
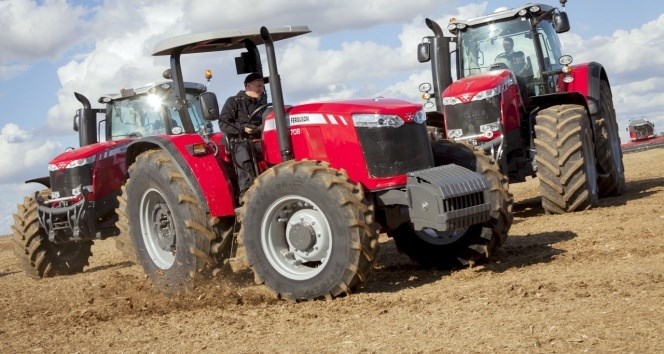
left=1, top=148, right=663, bottom=353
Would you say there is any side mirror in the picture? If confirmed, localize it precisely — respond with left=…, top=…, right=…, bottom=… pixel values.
left=199, top=92, right=219, bottom=121
left=553, top=12, right=570, bottom=33
left=73, top=109, right=82, bottom=132
left=417, top=42, right=431, bottom=63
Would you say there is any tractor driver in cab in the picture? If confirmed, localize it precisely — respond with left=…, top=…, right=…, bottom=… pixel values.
left=495, top=37, right=515, bottom=61
left=219, top=72, right=267, bottom=197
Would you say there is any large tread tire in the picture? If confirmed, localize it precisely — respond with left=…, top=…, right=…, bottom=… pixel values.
left=534, top=104, right=599, bottom=214
left=389, top=141, right=513, bottom=268
left=12, top=190, right=93, bottom=278
left=594, top=81, right=625, bottom=197
left=239, top=160, right=378, bottom=301
left=114, top=186, right=137, bottom=263
left=125, top=150, right=219, bottom=294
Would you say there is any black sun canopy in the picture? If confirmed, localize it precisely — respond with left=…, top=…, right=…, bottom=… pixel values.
left=152, top=25, right=310, bottom=56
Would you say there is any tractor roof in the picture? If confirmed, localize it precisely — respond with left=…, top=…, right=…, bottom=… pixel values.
left=152, top=25, right=311, bottom=56
left=629, top=119, right=653, bottom=127
left=451, top=3, right=555, bottom=27
left=99, top=81, right=206, bottom=102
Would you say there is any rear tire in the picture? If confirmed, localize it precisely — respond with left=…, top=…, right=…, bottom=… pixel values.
left=389, top=141, right=513, bottom=268
left=12, top=190, right=93, bottom=278
left=534, top=104, right=599, bottom=213
left=594, top=81, right=625, bottom=197
left=239, top=160, right=378, bottom=301
left=125, top=150, right=218, bottom=294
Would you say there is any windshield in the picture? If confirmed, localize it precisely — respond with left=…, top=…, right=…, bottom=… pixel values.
left=459, top=16, right=567, bottom=97
left=459, top=18, right=538, bottom=79
left=109, top=91, right=205, bottom=140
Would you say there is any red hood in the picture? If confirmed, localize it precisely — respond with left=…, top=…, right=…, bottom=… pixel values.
left=288, top=98, right=423, bottom=122
left=443, top=70, right=512, bottom=102
left=49, top=139, right=130, bottom=170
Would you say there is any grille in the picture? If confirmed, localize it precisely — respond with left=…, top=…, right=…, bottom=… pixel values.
left=50, top=165, right=93, bottom=198
left=356, top=123, right=433, bottom=177
left=445, top=95, right=501, bottom=138
left=443, top=192, right=485, bottom=212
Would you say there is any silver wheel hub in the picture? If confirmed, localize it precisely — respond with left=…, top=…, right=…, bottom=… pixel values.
left=261, top=196, right=332, bottom=280
left=139, top=188, right=176, bottom=270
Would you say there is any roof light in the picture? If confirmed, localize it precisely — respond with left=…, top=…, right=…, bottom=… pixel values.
left=457, top=23, right=467, bottom=29
left=447, top=23, right=457, bottom=31
left=419, top=82, right=432, bottom=92
left=518, top=9, right=528, bottom=16
left=529, top=6, right=541, bottom=13
left=559, top=55, right=573, bottom=65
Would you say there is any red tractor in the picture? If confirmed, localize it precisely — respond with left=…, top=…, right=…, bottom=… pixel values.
left=13, top=26, right=512, bottom=301
left=417, top=1, right=624, bottom=214
left=627, top=119, right=656, bottom=142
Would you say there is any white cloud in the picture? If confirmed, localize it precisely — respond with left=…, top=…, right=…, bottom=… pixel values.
left=0, top=124, right=62, bottom=183
left=0, top=0, right=87, bottom=64
left=188, top=0, right=449, bottom=34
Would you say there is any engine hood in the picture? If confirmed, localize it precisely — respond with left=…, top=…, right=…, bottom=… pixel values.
left=49, top=139, right=130, bottom=171
left=443, top=70, right=512, bottom=102
left=288, top=98, right=423, bottom=122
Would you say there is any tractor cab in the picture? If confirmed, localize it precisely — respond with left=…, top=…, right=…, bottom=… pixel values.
left=99, top=82, right=209, bottom=140
left=449, top=3, right=571, bottom=104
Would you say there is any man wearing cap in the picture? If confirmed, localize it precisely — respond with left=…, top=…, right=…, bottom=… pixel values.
left=219, top=72, right=266, bottom=197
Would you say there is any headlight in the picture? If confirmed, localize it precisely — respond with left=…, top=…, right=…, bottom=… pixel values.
left=448, top=129, right=463, bottom=138
left=49, top=155, right=98, bottom=171
left=443, top=96, right=462, bottom=105
left=352, top=114, right=404, bottom=128
left=412, top=109, right=426, bottom=124
left=480, top=123, right=501, bottom=133
left=472, top=86, right=502, bottom=101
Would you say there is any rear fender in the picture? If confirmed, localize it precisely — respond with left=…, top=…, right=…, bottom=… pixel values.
left=126, top=136, right=235, bottom=217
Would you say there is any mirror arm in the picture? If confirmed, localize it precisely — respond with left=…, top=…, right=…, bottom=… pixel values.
left=534, top=8, right=556, bottom=26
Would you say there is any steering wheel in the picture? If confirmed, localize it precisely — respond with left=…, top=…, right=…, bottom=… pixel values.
left=248, top=104, right=270, bottom=121
left=490, top=56, right=511, bottom=71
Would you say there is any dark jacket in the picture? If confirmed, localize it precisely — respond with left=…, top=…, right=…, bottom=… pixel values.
left=219, top=90, right=264, bottom=136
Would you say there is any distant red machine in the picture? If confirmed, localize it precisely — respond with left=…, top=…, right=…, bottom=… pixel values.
left=627, top=119, right=655, bottom=142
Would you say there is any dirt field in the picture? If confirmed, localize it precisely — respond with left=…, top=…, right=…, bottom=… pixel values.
left=1, top=148, right=663, bottom=353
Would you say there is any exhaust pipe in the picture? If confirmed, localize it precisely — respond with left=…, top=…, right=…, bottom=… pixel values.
left=425, top=18, right=453, bottom=113
left=74, top=92, right=99, bottom=147
left=260, top=26, right=293, bottom=162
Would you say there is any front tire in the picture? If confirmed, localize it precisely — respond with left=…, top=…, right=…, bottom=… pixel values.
left=534, top=104, right=599, bottom=213
left=12, top=190, right=93, bottom=278
left=125, top=150, right=218, bottom=294
left=389, top=141, right=513, bottom=268
left=239, top=160, right=378, bottom=301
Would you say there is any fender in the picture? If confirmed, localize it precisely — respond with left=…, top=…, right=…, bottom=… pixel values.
left=565, top=61, right=610, bottom=115
left=126, top=136, right=235, bottom=217
left=25, top=176, right=50, bottom=188
left=529, top=91, right=589, bottom=116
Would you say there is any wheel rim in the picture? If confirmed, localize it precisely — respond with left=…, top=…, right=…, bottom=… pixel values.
left=415, top=227, right=468, bottom=246
left=582, top=127, right=599, bottom=198
left=139, top=188, right=176, bottom=270
left=261, top=195, right=332, bottom=281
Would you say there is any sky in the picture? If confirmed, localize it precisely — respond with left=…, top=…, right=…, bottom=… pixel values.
left=1, top=0, right=664, bottom=234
